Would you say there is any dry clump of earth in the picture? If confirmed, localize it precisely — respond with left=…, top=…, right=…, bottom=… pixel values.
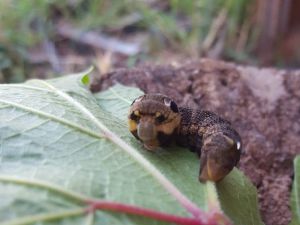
left=91, top=58, right=300, bottom=225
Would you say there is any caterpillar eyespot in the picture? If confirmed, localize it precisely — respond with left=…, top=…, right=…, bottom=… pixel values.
left=170, top=101, right=178, bottom=113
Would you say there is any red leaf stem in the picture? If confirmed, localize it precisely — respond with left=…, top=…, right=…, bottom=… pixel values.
left=86, top=199, right=210, bottom=225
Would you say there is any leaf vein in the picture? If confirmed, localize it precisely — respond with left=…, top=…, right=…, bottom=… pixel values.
left=0, top=175, right=88, bottom=203
left=37, top=80, right=203, bottom=218
left=1, top=208, right=85, bottom=225
left=0, top=99, right=104, bottom=140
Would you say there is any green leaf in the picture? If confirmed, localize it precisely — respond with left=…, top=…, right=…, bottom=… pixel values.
left=290, top=155, right=300, bottom=225
left=217, top=169, right=264, bottom=225
left=80, top=67, right=93, bottom=86
left=81, top=74, right=90, bottom=86
left=0, top=72, right=263, bottom=225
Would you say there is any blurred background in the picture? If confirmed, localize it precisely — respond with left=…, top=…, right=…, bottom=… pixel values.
left=0, top=0, right=299, bottom=83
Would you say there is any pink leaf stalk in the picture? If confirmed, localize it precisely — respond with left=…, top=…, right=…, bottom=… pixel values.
left=86, top=199, right=231, bottom=225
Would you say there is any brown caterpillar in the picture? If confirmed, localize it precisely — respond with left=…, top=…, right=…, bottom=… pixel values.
left=128, top=94, right=241, bottom=182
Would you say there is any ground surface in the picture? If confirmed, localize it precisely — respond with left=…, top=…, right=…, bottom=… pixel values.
left=91, top=58, right=300, bottom=225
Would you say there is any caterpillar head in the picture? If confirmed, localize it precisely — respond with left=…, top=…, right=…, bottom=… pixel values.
left=128, top=94, right=181, bottom=150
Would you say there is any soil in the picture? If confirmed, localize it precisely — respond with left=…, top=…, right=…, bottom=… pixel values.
left=91, top=58, right=300, bottom=225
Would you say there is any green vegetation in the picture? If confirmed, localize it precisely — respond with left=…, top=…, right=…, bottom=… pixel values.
left=0, top=0, right=254, bottom=83
left=290, top=156, right=300, bottom=225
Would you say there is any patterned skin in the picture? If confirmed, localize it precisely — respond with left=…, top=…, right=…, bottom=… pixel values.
left=128, top=94, right=241, bottom=182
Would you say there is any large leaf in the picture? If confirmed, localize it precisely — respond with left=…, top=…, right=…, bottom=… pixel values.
left=0, top=72, right=263, bottom=225
left=290, top=156, right=300, bottom=225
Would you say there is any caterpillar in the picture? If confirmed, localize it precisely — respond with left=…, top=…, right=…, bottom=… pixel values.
left=128, top=94, right=241, bottom=182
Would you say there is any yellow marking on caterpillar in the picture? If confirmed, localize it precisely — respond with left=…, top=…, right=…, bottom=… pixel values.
left=128, top=119, right=137, bottom=132
left=134, top=110, right=140, bottom=116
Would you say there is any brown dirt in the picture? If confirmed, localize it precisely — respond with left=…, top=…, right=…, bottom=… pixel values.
left=91, top=58, right=300, bottom=225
